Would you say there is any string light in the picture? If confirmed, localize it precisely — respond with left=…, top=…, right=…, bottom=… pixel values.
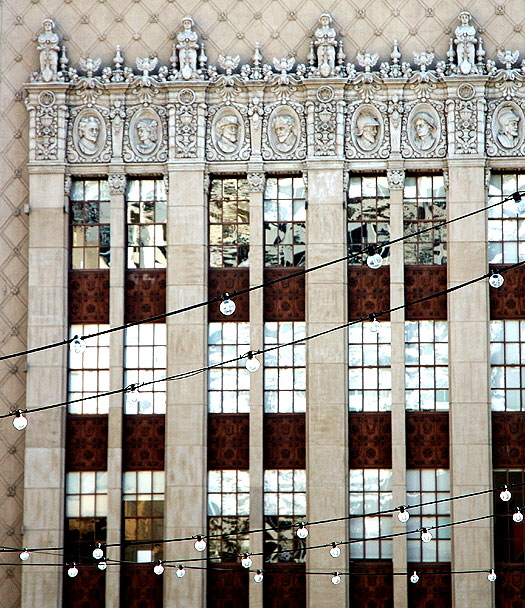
left=92, top=543, right=104, bottom=560
left=253, top=570, right=263, bottom=583
left=397, top=506, right=410, bottom=523
left=331, top=572, right=341, bottom=585
left=20, top=549, right=30, bottom=561
left=245, top=351, right=260, bottom=373
left=153, top=561, right=164, bottom=575
left=296, top=522, right=309, bottom=539
left=420, top=528, right=432, bottom=543
left=487, top=568, right=497, bottom=582
left=488, top=269, right=504, bottom=289
left=67, top=564, right=78, bottom=578
left=97, top=560, right=107, bottom=571
left=369, top=313, right=380, bottom=334
left=241, top=554, right=253, bottom=568
left=410, top=571, right=419, bottom=584
left=219, top=293, right=236, bottom=316
left=500, top=486, right=512, bottom=502
left=69, top=335, right=86, bottom=355
left=193, top=535, right=206, bottom=552
left=329, top=542, right=341, bottom=558
left=12, top=410, right=28, bottom=431
left=513, top=507, right=524, bottom=523
left=366, top=246, right=383, bottom=270
left=1, top=188, right=521, bottom=368
left=176, top=565, right=186, bottom=578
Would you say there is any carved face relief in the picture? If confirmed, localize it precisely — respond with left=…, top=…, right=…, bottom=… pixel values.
left=409, top=106, right=440, bottom=152
left=74, top=110, right=105, bottom=157
left=353, top=107, right=382, bottom=153
left=268, top=107, right=299, bottom=155
left=493, top=103, right=523, bottom=150
left=130, top=109, right=162, bottom=157
left=212, top=109, right=243, bottom=155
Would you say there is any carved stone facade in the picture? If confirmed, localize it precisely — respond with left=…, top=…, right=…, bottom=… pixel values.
left=3, top=4, right=525, bottom=608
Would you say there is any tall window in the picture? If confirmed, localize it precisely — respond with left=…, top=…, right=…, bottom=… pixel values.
left=209, top=177, right=250, bottom=267
left=123, top=471, right=164, bottom=562
left=494, top=470, right=525, bottom=563
left=264, top=469, right=306, bottom=563
left=264, top=322, right=306, bottom=413
left=406, top=469, right=450, bottom=562
left=349, top=469, right=393, bottom=559
left=488, top=172, right=525, bottom=264
left=349, top=322, right=391, bottom=412
left=490, top=320, right=525, bottom=411
left=405, top=321, right=449, bottom=411
left=208, top=322, right=250, bottom=413
left=124, top=324, right=166, bottom=414
left=65, top=471, right=107, bottom=562
left=347, top=175, right=390, bottom=265
left=403, top=175, right=446, bottom=264
left=68, top=324, right=110, bottom=414
left=70, top=179, right=110, bottom=269
left=264, top=176, right=306, bottom=267
left=127, top=178, right=167, bottom=268
left=208, top=470, right=250, bottom=562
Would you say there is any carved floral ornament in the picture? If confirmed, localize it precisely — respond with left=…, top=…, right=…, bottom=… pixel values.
left=25, top=12, right=525, bottom=163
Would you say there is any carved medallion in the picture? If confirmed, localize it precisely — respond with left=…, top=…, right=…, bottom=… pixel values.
left=129, top=107, right=163, bottom=158
left=489, top=101, right=524, bottom=154
left=68, top=107, right=111, bottom=163
left=352, top=104, right=383, bottom=154
left=268, top=106, right=300, bottom=155
left=210, top=106, right=245, bottom=157
left=402, top=102, right=445, bottom=158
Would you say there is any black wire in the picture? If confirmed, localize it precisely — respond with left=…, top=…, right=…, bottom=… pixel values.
left=0, top=189, right=520, bottom=363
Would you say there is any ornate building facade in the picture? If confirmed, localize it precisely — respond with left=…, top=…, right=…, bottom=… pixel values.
left=2, top=1, right=525, bottom=606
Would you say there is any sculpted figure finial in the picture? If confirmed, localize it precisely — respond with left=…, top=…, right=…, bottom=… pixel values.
left=454, top=11, right=477, bottom=75
left=176, top=16, right=199, bottom=80
left=38, top=18, right=60, bottom=82
left=314, top=13, right=337, bottom=77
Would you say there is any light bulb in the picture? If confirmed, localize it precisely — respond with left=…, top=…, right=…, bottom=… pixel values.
left=500, top=486, right=512, bottom=502
left=97, top=560, right=107, bottom=571
left=397, top=506, right=410, bottom=523
left=220, top=294, right=236, bottom=316
left=513, top=508, right=524, bottom=523
left=296, top=523, right=308, bottom=539
left=331, top=572, right=341, bottom=585
left=245, top=352, right=260, bottom=373
left=410, top=571, right=419, bottom=584
left=67, top=564, right=79, bottom=578
left=488, top=568, right=497, bottom=583
left=176, top=565, right=186, bottom=578
left=194, top=536, right=206, bottom=552
left=12, top=411, right=28, bottom=431
left=92, top=544, right=104, bottom=560
left=329, top=542, right=341, bottom=558
left=369, top=314, right=380, bottom=334
left=489, top=270, right=504, bottom=289
left=254, top=570, right=263, bottom=583
left=421, top=528, right=432, bottom=543
left=241, top=554, right=253, bottom=568
left=366, top=251, right=383, bottom=270
left=69, top=335, right=86, bottom=355
left=513, top=192, right=525, bottom=215
left=153, top=561, right=164, bottom=575
left=19, top=550, right=29, bottom=561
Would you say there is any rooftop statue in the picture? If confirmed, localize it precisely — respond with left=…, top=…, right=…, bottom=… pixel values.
left=314, top=13, right=337, bottom=77
left=38, top=18, right=60, bottom=82
left=176, top=16, right=199, bottom=80
left=455, top=11, right=477, bottom=75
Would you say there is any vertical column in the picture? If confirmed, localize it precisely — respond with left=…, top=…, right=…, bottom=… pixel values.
left=22, top=169, right=68, bottom=608
left=105, top=173, right=126, bottom=608
left=305, top=164, right=348, bottom=607
left=164, top=163, right=208, bottom=606
left=387, top=168, right=408, bottom=607
left=247, top=171, right=265, bottom=607
left=447, top=161, right=493, bottom=607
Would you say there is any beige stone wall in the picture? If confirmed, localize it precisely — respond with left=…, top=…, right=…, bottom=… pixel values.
left=2, top=1, right=525, bottom=606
